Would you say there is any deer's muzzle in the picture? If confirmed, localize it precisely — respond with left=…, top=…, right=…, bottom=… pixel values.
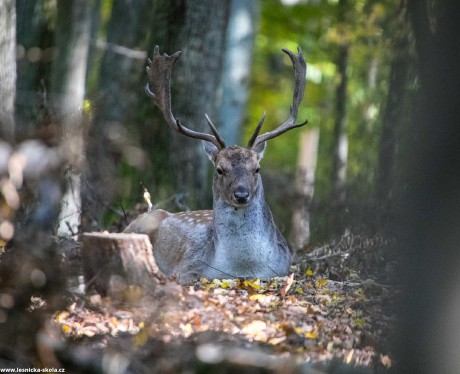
left=233, top=186, right=250, bottom=205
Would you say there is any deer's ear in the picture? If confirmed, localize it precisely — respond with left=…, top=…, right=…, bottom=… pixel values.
left=202, top=140, right=219, bottom=164
left=254, top=141, right=267, bottom=160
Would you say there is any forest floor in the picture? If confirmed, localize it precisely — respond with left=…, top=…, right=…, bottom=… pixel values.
left=49, top=232, right=399, bottom=373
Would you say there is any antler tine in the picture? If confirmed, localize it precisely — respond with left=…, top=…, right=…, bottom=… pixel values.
left=205, top=114, right=226, bottom=148
left=146, top=45, right=225, bottom=150
left=247, top=112, right=266, bottom=147
left=250, top=47, right=308, bottom=148
left=175, top=118, right=223, bottom=145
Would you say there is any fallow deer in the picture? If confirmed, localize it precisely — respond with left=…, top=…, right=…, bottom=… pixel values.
left=124, top=45, right=307, bottom=283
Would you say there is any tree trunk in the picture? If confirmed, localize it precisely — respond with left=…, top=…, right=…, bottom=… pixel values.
left=83, top=0, right=152, bottom=230
left=219, top=0, right=258, bottom=146
left=85, top=0, right=102, bottom=84
left=0, top=0, right=16, bottom=142
left=330, top=0, right=349, bottom=237
left=141, top=0, right=231, bottom=208
left=82, top=232, right=163, bottom=297
left=375, top=5, right=410, bottom=218
left=396, top=1, right=460, bottom=373
left=52, top=0, right=90, bottom=237
left=15, top=0, right=47, bottom=138
left=290, top=128, right=320, bottom=254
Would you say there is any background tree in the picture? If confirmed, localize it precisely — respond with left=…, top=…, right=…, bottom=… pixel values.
left=290, top=128, right=319, bottom=253
left=0, top=0, right=16, bottom=142
left=134, top=0, right=231, bottom=209
left=330, top=0, right=350, bottom=237
left=15, top=0, right=49, bottom=137
left=219, top=0, right=258, bottom=146
left=52, top=0, right=90, bottom=237
left=83, top=0, right=152, bottom=230
left=375, top=1, right=411, bottom=226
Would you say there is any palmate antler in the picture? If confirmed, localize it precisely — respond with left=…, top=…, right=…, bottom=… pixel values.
left=145, top=46, right=307, bottom=149
left=247, top=47, right=308, bottom=148
left=145, top=46, right=226, bottom=149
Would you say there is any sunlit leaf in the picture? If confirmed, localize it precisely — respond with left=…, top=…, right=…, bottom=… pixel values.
left=61, top=325, right=71, bottom=334
left=353, top=318, right=366, bottom=328
left=55, top=311, right=70, bottom=323
left=200, top=277, right=210, bottom=284
left=220, top=281, right=230, bottom=289
left=315, top=279, right=328, bottom=288
left=281, top=273, right=295, bottom=298
left=268, top=336, right=286, bottom=345
left=243, top=278, right=261, bottom=290
left=380, top=354, right=392, bottom=368
left=241, top=320, right=268, bottom=342
left=345, top=349, right=354, bottom=364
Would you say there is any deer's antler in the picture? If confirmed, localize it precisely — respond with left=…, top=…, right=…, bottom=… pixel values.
left=248, top=47, right=308, bottom=148
left=145, top=45, right=226, bottom=149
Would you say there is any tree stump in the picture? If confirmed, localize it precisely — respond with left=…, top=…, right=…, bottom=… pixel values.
left=82, top=232, right=164, bottom=298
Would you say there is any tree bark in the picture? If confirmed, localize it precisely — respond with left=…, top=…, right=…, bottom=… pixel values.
left=15, top=0, right=47, bottom=137
left=141, top=0, right=231, bottom=208
left=396, top=1, right=460, bottom=373
left=0, top=0, right=16, bottom=142
left=375, top=4, right=410, bottom=216
left=82, top=232, right=162, bottom=297
left=85, top=0, right=102, bottom=84
left=52, top=0, right=90, bottom=237
left=330, top=0, right=349, bottom=237
left=290, top=128, right=320, bottom=254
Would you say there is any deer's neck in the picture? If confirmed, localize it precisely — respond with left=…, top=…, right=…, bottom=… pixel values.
left=213, top=182, right=273, bottom=234
left=210, top=181, right=282, bottom=278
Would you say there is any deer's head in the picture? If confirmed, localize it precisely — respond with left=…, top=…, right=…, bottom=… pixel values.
left=145, top=46, right=307, bottom=208
left=203, top=142, right=265, bottom=207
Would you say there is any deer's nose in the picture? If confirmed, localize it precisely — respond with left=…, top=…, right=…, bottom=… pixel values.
left=234, top=186, right=250, bottom=204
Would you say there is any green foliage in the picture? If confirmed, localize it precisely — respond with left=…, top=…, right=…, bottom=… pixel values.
left=245, top=0, right=408, bottom=241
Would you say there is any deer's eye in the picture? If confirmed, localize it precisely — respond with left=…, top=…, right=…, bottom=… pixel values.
left=216, top=167, right=223, bottom=175
left=255, top=167, right=260, bottom=174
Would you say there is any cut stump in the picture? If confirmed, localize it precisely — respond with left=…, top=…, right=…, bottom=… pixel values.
left=82, top=232, right=164, bottom=297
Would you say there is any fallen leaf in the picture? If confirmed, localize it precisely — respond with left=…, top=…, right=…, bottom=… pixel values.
left=281, top=273, right=295, bottom=299
left=200, top=277, right=210, bottom=284
left=220, top=281, right=230, bottom=289
left=61, top=325, right=71, bottom=334
left=380, top=354, right=392, bottom=368
left=179, top=323, right=194, bottom=337
left=132, top=329, right=149, bottom=346
left=345, top=349, right=354, bottom=364
left=81, top=326, right=98, bottom=337
left=243, top=278, right=261, bottom=290
left=55, top=311, right=70, bottom=323
left=268, top=336, right=286, bottom=345
left=353, top=318, right=366, bottom=328
left=241, top=320, right=268, bottom=341
left=315, top=279, right=328, bottom=288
